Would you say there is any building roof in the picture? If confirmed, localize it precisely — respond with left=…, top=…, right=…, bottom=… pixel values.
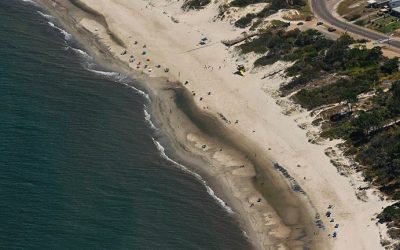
left=392, top=6, right=400, bottom=12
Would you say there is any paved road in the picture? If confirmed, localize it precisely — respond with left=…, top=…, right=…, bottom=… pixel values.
left=310, top=0, right=400, bottom=49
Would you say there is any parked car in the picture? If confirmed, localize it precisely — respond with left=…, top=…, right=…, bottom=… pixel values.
left=317, top=21, right=323, bottom=25
left=328, top=27, right=337, bottom=32
left=297, top=22, right=304, bottom=25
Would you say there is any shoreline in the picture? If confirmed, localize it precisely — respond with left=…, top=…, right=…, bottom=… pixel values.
left=34, top=1, right=318, bottom=249
left=33, top=1, right=297, bottom=249
left=34, top=0, right=389, bottom=249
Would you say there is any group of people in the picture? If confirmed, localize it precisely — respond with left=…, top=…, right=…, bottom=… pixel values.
left=325, top=204, right=340, bottom=238
left=121, top=42, right=163, bottom=74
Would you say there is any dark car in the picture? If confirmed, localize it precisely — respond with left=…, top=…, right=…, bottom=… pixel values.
left=317, top=21, right=323, bottom=25
left=297, top=22, right=304, bottom=25
left=328, top=27, right=337, bottom=32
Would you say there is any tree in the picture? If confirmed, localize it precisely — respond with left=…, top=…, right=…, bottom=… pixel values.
left=381, top=57, right=399, bottom=75
left=389, top=81, right=400, bottom=114
left=343, top=90, right=358, bottom=112
left=354, top=110, right=386, bottom=135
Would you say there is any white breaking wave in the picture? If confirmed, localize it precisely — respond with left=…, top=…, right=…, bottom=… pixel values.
left=152, top=138, right=234, bottom=214
left=68, top=46, right=92, bottom=60
left=21, top=0, right=38, bottom=6
left=118, top=81, right=151, bottom=102
left=37, top=11, right=53, bottom=20
left=144, top=107, right=158, bottom=131
left=87, top=68, right=151, bottom=101
left=47, top=21, right=72, bottom=41
left=88, top=68, right=121, bottom=78
left=88, top=68, right=129, bottom=84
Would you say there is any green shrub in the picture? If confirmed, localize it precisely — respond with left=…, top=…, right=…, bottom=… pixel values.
left=354, top=19, right=365, bottom=26
left=230, top=0, right=267, bottom=7
left=381, top=57, right=399, bottom=75
left=379, top=202, right=400, bottom=224
left=293, top=70, right=379, bottom=109
left=235, top=13, right=256, bottom=28
left=348, top=14, right=361, bottom=21
left=182, top=0, right=211, bottom=10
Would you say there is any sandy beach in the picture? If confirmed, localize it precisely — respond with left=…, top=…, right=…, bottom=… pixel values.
left=36, top=0, right=392, bottom=249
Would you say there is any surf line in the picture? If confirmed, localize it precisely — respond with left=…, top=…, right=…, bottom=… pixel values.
left=152, top=138, right=234, bottom=214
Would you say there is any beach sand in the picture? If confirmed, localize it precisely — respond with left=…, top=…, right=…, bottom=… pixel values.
left=36, top=0, right=390, bottom=249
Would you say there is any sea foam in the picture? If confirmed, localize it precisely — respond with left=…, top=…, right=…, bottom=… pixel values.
left=144, top=107, right=158, bottom=131
left=118, top=81, right=151, bottom=102
left=68, top=46, right=92, bottom=60
left=37, top=11, right=53, bottom=20
left=87, top=68, right=151, bottom=101
left=21, top=0, right=39, bottom=6
left=47, top=21, right=72, bottom=41
left=152, top=138, right=234, bottom=214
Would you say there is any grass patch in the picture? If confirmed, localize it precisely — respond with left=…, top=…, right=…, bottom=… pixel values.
left=367, top=16, right=400, bottom=34
left=338, top=0, right=364, bottom=16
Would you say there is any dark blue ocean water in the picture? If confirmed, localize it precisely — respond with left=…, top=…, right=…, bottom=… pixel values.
left=0, top=1, right=251, bottom=249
